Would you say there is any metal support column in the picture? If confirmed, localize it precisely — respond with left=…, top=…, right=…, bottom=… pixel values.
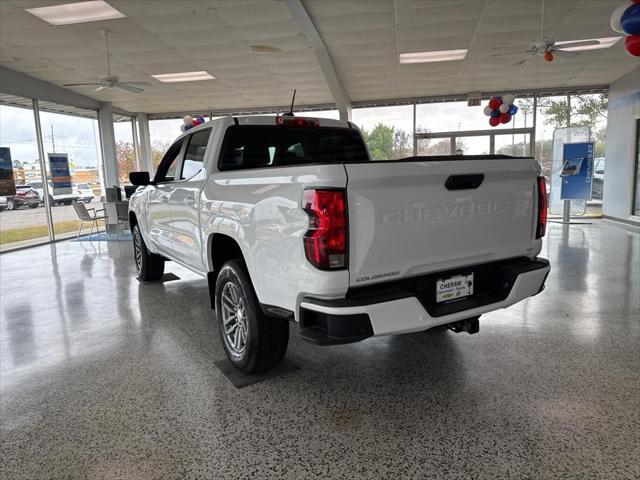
left=412, top=103, right=417, bottom=156
left=32, top=98, right=54, bottom=241
left=562, top=94, right=572, bottom=223
left=136, top=112, right=152, bottom=173
left=98, top=102, right=118, bottom=188
left=131, top=117, right=141, bottom=172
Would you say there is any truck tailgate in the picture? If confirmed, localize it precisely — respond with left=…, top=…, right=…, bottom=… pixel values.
left=344, top=158, right=540, bottom=287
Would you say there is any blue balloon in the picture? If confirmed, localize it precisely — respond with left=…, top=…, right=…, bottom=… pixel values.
left=621, top=3, right=640, bottom=36
left=490, top=109, right=500, bottom=118
left=196, top=115, right=206, bottom=124
left=508, top=104, right=518, bottom=115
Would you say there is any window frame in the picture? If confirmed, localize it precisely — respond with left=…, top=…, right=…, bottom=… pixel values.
left=178, top=128, right=212, bottom=181
left=632, top=118, right=640, bottom=215
left=153, top=139, right=185, bottom=183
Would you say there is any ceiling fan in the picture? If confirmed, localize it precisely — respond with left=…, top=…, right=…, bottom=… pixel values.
left=490, top=0, right=600, bottom=65
left=64, top=29, right=150, bottom=93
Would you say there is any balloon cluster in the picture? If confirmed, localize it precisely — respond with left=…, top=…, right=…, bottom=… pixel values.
left=181, top=114, right=206, bottom=132
left=611, top=0, right=640, bottom=57
left=483, top=94, right=517, bottom=127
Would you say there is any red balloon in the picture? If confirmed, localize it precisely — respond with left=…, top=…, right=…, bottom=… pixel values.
left=499, top=112, right=511, bottom=124
left=488, top=97, right=501, bottom=110
left=489, top=116, right=500, bottom=127
left=625, top=35, right=640, bottom=57
left=544, top=51, right=554, bottom=62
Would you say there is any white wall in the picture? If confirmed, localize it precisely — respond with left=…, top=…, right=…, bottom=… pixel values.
left=602, top=67, right=640, bottom=221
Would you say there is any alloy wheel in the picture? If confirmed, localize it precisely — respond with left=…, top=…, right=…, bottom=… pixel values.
left=221, top=281, right=248, bottom=357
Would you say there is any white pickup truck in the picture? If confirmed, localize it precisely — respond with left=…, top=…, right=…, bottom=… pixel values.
left=128, top=115, right=550, bottom=373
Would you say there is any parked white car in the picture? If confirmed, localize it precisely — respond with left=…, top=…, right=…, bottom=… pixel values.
left=30, top=181, right=79, bottom=206
left=0, top=196, right=6, bottom=211
left=128, top=115, right=550, bottom=373
left=73, top=183, right=94, bottom=203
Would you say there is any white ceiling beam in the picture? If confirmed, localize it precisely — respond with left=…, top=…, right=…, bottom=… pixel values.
left=283, top=0, right=351, bottom=121
left=0, top=66, right=132, bottom=116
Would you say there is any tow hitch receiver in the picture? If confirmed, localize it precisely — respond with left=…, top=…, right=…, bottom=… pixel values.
left=447, top=316, right=480, bottom=334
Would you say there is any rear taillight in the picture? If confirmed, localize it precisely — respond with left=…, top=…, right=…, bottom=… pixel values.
left=536, top=176, right=547, bottom=239
left=302, top=189, right=347, bottom=270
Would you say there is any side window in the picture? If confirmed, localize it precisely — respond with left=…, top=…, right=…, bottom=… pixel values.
left=181, top=129, right=211, bottom=180
left=154, top=139, right=183, bottom=183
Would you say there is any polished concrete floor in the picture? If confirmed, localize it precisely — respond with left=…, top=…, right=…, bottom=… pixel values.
left=1, top=221, right=639, bottom=479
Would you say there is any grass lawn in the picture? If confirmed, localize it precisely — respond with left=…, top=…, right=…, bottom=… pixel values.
left=0, top=220, right=105, bottom=246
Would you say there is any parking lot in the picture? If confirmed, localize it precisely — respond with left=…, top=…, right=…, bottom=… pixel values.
left=0, top=198, right=103, bottom=230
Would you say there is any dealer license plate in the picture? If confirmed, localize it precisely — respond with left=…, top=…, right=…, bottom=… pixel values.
left=436, top=273, right=474, bottom=303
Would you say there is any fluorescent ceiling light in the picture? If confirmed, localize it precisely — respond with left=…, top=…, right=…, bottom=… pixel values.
left=399, top=49, right=467, bottom=64
left=556, top=36, right=622, bottom=52
left=26, top=1, right=126, bottom=25
left=151, top=71, right=216, bottom=83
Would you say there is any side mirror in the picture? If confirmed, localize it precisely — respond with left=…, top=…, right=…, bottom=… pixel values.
left=129, top=171, right=151, bottom=186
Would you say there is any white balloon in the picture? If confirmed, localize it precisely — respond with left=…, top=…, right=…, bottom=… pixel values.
left=183, top=115, right=193, bottom=125
left=499, top=103, right=510, bottom=113
left=502, top=94, right=515, bottom=106
left=483, top=106, right=493, bottom=116
left=610, top=2, right=631, bottom=34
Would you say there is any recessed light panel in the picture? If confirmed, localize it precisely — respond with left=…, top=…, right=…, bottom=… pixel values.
left=556, top=37, right=623, bottom=52
left=26, top=0, right=126, bottom=25
left=151, top=71, right=216, bottom=83
left=399, top=49, right=468, bottom=64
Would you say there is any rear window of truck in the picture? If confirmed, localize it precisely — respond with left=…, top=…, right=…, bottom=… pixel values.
left=219, top=126, right=369, bottom=171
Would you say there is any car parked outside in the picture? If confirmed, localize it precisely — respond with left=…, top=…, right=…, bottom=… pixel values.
left=74, top=183, right=94, bottom=203
left=6, top=185, right=40, bottom=210
left=592, top=157, right=605, bottom=200
left=0, top=196, right=6, bottom=211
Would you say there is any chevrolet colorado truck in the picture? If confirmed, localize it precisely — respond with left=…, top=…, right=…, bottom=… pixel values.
left=128, top=115, right=550, bottom=373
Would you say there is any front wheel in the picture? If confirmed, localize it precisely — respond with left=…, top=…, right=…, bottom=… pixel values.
left=6, top=199, right=15, bottom=210
left=215, top=259, right=289, bottom=373
left=132, top=224, right=164, bottom=281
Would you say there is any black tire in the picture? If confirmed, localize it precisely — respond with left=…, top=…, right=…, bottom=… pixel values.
left=215, top=259, right=289, bottom=373
left=28, top=204, right=38, bottom=209
left=132, top=224, right=164, bottom=282
left=6, top=199, right=15, bottom=210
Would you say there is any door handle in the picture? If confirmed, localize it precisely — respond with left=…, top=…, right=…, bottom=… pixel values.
left=183, top=196, right=195, bottom=207
left=160, top=196, right=169, bottom=203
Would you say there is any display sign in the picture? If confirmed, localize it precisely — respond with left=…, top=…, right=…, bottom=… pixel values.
left=560, top=142, right=594, bottom=200
left=0, top=147, right=17, bottom=196
left=48, top=153, right=72, bottom=195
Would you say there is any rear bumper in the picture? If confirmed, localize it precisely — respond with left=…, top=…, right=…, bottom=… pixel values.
left=298, top=257, right=550, bottom=344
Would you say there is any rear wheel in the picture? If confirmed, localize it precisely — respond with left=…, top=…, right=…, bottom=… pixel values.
left=28, top=204, right=38, bottom=209
left=132, top=224, right=164, bottom=281
left=215, top=259, right=289, bottom=373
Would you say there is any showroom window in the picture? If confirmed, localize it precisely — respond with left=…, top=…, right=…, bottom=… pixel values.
left=114, top=115, right=138, bottom=185
left=149, top=118, right=183, bottom=173
left=0, top=96, right=50, bottom=251
left=352, top=105, right=413, bottom=160
left=38, top=105, right=104, bottom=240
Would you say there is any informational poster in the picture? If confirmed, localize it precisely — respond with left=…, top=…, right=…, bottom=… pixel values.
left=0, top=147, right=17, bottom=196
left=561, top=142, right=594, bottom=201
left=47, top=153, right=72, bottom=195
